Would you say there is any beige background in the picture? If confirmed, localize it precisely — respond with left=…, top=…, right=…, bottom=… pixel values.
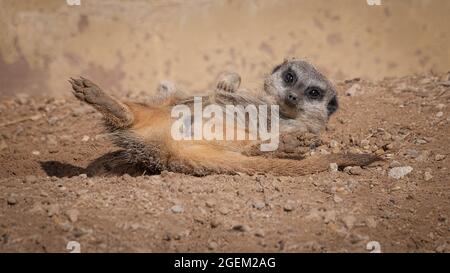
left=0, top=0, right=449, bottom=98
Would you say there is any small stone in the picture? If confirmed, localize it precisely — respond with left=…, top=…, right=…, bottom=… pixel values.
left=424, top=172, right=433, bottom=181
left=205, top=199, right=216, bottom=208
left=15, top=94, right=30, bottom=105
left=385, top=143, right=395, bottom=150
left=435, top=154, right=446, bottom=161
left=389, top=160, right=402, bottom=168
left=366, top=217, right=377, bottom=228
left=436, top=112, right=444, bottom=118
left=346, top=83, right=361, bottom=96
left=59, top=222, right=73, bottom=232
left=208, top=241, right=218, bottom=250
left=218, top=206, right=230, bottom=215
left=360, top=139, right=370, bottom=147
left=254, top=229, right=265, bottom=237
left=171, top=204, right=184, bottom=214
left=79, top=174, right=88, bottom=179
left=25, top=175, right=37, bottom=184
left=333, top=195, right=343, bottom=203
left=232, top=224, right=250, bottom=232
left=32, top=150, right=40, bottom=156
left=342, top=215, right=356, bottom=229
left=47, top=116, right=59, bottom=126
left=0, top=140, right=7, bottom=150
left=81, top=135, right=90, bottom=142
left=329, top=140, right=339, bottom=148
left=47, top=204, right=60, bottom=217
left=7, top=194, right=18, bottom=205
left=210, top=218, right=221, bottom=228
left=65, top=209, right=79, bottom=223
left=388, top=166, right=413, bottom=179
left=435, top=245, right=446, bottom=253
left=283, top=201, right=296, bottom=212
left=344, top=166, right=363, bottom=175
left=405, top=149, right=419, bottom=158
left=436, top=103, right=445, bottom=110
left=382, top=133, right=392, bottom=141
left=415, top=138, right=428, bottom=144
left=253, top=201, right=266, bottom=210
left=329, top=163, right=338, bottom=172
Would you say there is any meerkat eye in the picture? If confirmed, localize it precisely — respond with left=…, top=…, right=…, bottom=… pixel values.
left=282, top=69, right=297, bottom=85
left=306, top=87, right=324, bottom=100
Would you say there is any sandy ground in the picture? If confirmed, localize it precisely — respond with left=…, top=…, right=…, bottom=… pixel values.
left=0, top=72, right=449, bottom=253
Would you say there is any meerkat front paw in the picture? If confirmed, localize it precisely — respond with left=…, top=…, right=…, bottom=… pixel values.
left=216, top=72, right=241, bottom=93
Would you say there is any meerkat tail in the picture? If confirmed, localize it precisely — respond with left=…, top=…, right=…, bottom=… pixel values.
left=235, top=153, right=381, bottom=176
left=172, top=145, right=381, bottom=176
left=69, top=77, right=134, bottom=129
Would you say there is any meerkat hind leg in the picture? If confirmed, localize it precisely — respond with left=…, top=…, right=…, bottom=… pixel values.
left=70, top=77, right=134, bottom=129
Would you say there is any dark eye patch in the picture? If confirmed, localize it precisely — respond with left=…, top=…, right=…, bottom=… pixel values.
left=281, top=68, right=297, bottom=86
left=327, top=95, right=339, bottom=116
left=305, top=87, right=324, bottom=100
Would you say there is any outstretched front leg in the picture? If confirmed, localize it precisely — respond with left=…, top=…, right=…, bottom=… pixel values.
left=216, top=72, right=241, bottom=93
left=69, top=77, right=134, bottom=129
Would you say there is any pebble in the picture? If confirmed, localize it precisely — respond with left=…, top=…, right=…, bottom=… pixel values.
left=210, top=218, right=221, bottom=228
left=25, top=175, right=37, bottom=184
left=0, top=140, right=7, bottom=150
left=79, top=174, right=88, bottom=179
left=344, top=166, right=363, bottom=175
left=435, top=154, right=446, bottom=161
left=81, top=135, right=90, bottom=142
left=424, top=172, right=433, bottom=181
left=405, top=149, right=420, bottom=158
left=47, top=204, right=60, bottom=217
left=388, top=166, right=413, bottom=179
left=333, top=195, right=343, bottom=203
left=253, top=201, right=266, bottom=210
left=32, top=150, right=40, bottom=156
left=254, top=229, right=265, bottom=238
left=436, top=103, right=445, bottom=110
left=208, top=241, right=218, bottom=250
left=389, top=161, right=402, bottom=168
left=7, top=194, right=18, bottom=205
left=65, top=209, right=80, bottom=222
left=205, top=199, right=216, bottom=208
left=283, top=201, right=296, bottom=212
left=346, top=83, right=361, bottom=96
left=436, top=112, right=444, bottom=118
left=232, top=224, right=250, bottom=232
left=366, top=217, right=377, bottom=228
left=171, top=204, right=184, bottom=214
left=329, top=163, right=338, bottom=172
left=342, top=215, right=356, bottom=229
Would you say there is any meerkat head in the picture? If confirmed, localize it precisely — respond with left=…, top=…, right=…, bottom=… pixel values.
left=264, top=59, right=339, bottom=123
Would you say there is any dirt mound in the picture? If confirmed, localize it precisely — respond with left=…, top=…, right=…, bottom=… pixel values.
left=0, top=73, right=449, bottom=252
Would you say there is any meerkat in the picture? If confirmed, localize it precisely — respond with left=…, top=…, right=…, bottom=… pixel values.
left=69, top=59, right=379, bottom=176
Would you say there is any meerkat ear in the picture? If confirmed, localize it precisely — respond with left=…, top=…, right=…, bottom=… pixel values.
left=327, top=95, right=339, bottom=117
left=272, top=58, right=291, bottom=74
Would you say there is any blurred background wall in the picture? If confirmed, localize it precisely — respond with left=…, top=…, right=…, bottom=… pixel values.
left=0, top=0, right=449, bottom=98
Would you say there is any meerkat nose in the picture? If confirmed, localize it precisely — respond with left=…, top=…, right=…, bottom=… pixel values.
left=287, top=93, right=298, bottom=105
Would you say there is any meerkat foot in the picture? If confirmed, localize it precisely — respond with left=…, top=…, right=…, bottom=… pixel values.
left=242, top=131, right=321, bottom=159
left=216, top=72, right=241, bottom=93
left=69, top=77, right=134, bottom=128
